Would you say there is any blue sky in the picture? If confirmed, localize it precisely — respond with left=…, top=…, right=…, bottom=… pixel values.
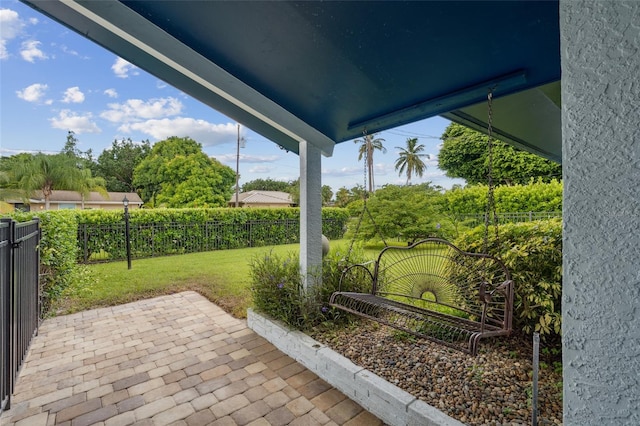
left=0, top=1, right=465, bottom=195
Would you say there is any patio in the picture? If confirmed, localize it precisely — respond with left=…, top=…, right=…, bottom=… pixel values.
left=0, top=292, right=382, bottom=426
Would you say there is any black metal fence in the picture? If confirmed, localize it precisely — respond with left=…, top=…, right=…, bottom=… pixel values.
left=78, top=218, right=346, bottom=263
left=1, top=218, right=40, bottom=414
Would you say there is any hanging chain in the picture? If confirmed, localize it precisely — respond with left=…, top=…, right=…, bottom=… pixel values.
left=484, top=88, right=500, bottom=254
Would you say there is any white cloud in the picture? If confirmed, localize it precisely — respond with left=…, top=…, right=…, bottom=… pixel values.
left=20, top=40, right=48, bottom=62
left=248, top=165, right=272, bottom=173
left=49, top=110, right=101, bottom=134
left=0, top=8, right=24, bottom=60
left=216, top=153, right=279, bottom=164
left=62, top=86, right=85, bottom=103
left=111, top=57, right=139, bottom=78
left=121, top=118, right=238, bottom=147
left=104, top=88, right=118, bottom=98
left=101, top=97, right=183, bottom=123
left=16, top=83, right=48, bottom=103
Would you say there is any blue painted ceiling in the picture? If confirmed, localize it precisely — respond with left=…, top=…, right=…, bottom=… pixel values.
left=23, top=0, right=561, bottom=161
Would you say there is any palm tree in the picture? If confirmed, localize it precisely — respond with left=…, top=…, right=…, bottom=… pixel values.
left=354, top=133, right=386, bottom=193
left=5, top=153, right=107, bottom=210
left=394, top=138, right=430, bottom=185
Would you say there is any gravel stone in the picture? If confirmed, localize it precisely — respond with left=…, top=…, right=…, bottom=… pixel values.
left=310, top=320, right=563, bottom=426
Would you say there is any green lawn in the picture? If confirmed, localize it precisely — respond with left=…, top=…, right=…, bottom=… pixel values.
left=58, top=239, right=376, bottom=318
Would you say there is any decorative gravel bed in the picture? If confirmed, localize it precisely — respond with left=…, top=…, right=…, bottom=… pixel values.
left=309, top=320, right=563, bottom=426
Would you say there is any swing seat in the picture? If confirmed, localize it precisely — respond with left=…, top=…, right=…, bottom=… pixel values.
left=329, top=238, right=514, bottom=355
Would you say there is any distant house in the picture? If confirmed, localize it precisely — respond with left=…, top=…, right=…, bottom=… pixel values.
left=5, top=190, right=143, bottom=212
left=229, top=190, right=295, bottom=208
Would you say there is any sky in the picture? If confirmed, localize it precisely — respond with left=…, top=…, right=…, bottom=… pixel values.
left=0, top=1, right=466, bottom=196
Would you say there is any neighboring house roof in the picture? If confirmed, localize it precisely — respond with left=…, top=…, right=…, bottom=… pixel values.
left=26, top=190, right=143, bottom=205
left=229, top=191, right=294, bottom=206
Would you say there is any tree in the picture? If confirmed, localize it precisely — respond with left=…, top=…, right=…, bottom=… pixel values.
left=394, top=138, right=429, bottom=185
left=95, top=138, right=151, bottom=192
left=132, top=136, right=235, bottom=207
left=241, top=178, right=290, bottom=193
left=62, top=130, right=95, bottom=170
left=347, top=184, right=454, bottom=243
left=438, top=123, right=562, bottom=185
left=321, top=185, right=333, bottom=205
left=0, top=153, right=107, bottom=210
left=334, top=184, right=366, bottom=208
left=354, top=133, right=386, bottom=193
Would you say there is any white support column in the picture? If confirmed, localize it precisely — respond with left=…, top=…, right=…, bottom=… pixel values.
left=299, top=140, right=323, bottom=290
left=560, top=1, right=640, bottom=424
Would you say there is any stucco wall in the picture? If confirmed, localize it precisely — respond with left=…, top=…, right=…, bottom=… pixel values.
left=560, top=1, right=640, bottom=424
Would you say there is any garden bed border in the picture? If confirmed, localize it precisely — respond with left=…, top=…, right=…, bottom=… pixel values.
left=247, top=308, right=464, bottom=426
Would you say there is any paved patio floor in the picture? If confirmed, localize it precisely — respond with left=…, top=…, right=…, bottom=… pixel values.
left=0, top=291, right=382, bottom=426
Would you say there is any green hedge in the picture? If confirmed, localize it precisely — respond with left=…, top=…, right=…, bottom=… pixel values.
left=444, top=179, right=563, bottom=215
left=76, top=208, right=349, bottom=262
left=7, top=210, right=79, bottom=313
left=455, top=218, right=562, bottom=340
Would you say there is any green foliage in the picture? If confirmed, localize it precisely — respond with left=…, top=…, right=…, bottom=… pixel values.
left=438, top=123, right=562, bottom=185
left=241, top=178, right=292, bottom=193
left=394, top=137, right=429, bottom=185
left=347, top=184, right=456, bottom=243
left=334, top=185, right=366, bottom=208
left=75, top=207, right=349, bottom=262
left=133, top=136, right=235, bottom=207
left=9, top=210, right=80, bottom=313
left=250, top=247, right=371, bottom=330
left=455, top=219, right=562, bottom=339
left=354, top=133, right=386, bottom=192
left=443, top=180, right=563, bottom=216
left=95, top=138, right=151, bottom=192
left=0, top=152, right=107, bottom=209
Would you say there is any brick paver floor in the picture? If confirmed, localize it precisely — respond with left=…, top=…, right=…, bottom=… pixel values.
left=0, top=291, right=382, bottom=426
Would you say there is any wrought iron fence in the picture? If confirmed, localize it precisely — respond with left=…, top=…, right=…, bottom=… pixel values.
left=78, top=218, right=346, bottom=263
left=1, top=218, right=40, bottom=414
left=457, top=211, right=561, bottom=228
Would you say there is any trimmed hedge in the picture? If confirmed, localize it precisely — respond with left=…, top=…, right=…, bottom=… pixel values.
left=7, top=210, right=79, bottom=313
left=444, top=179, right=563, bottom=215
left=455, top=218, right=562, bottom=340
left=76, top=207, right=349, bottom=263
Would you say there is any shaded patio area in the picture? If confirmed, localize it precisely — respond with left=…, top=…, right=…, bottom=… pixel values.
left=0, top=292, right=381, bottom=426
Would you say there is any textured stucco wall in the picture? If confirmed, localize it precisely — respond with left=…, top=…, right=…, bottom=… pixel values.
left=560, top=1, right=640, bottom=424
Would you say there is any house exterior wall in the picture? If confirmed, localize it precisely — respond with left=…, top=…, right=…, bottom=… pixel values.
left=27, top=202, right=142, bottom=211
left=560, top=1, right=640, bottom=424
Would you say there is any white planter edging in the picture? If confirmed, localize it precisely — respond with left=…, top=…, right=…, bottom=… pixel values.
left=247, top=309, right=464, bottom=426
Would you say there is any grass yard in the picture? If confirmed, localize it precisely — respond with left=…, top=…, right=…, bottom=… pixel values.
left=56, top=239, right=379, bottom=318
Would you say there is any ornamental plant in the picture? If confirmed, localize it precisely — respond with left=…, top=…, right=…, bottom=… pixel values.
left=455, top=218, right=562, bottom=340
left=250, top=246, right=371, bottom=330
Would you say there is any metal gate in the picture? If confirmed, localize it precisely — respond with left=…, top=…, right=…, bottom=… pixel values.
left=1, top=218, right=40, bottom=414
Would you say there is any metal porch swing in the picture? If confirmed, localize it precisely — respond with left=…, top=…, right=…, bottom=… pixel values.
left=329, top=90, right=514, bottom=356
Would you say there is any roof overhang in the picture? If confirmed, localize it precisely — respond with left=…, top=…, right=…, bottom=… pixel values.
left=22, top=1, right=561, bottom=161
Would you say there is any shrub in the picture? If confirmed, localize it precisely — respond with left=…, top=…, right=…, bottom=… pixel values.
left=250, top=246, right=371, bottom=330
left=454, top=218, right=562, bottom=340
left=443, top=179, right=563, bottom=215
left=8, top=210, right=81, bottom=313
left=77, top=207, right=349, bottom=262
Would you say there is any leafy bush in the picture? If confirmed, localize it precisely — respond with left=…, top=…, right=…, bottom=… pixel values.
left=76, top=207, right=349, bottom=262
left=444, top=179, right=563, bottom=215
left=454, top=218, right=562, bottom=340
left=8, top=210, right=81, bottom=313
left=250, top=247, right=371, bottom=330
left=345, top=184, right=457, bottom=243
